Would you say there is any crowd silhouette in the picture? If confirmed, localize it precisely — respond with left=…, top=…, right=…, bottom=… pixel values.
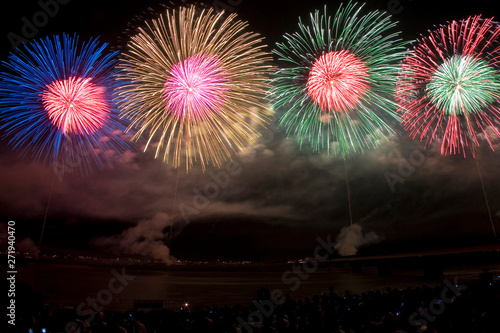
left=16, top=271, right=500, bottom=333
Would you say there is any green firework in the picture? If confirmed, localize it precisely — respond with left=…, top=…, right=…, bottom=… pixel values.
left=426, top=55, right=500, bottom=116
left=271, top=2, right=407, bottom=156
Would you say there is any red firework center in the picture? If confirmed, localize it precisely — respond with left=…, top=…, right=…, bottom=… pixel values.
left=307, top=50, right=370, bottom=113
left=42, top=76, right=110, bottom=135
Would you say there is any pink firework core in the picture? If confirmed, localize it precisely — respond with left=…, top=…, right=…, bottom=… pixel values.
left=163, top=54, right=230, bottom=119
left=42, top=76, right=109, bottom=135
left=307, top=50, right=370, bottom=112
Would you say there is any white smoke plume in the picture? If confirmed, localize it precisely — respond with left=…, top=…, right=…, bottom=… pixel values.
left=0, top=224, right=40, bottom=258
left=94, top=212, right=175, bottom=264
left=17, top=237, right=40, bottom=258
left=334, top=223, right=380, bottom=256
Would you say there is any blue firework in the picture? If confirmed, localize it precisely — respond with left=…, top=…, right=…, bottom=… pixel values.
left=0, top=33, right=133, bottom=177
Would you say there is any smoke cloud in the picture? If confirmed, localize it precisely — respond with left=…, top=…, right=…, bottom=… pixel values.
left=334, top=223, right=380, bottom=256
left=17, top=237, right=40, bottom=258
left=94, top=212, right=175, bottom=264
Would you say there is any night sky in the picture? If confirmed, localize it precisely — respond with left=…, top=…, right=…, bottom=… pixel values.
left=1, top=0, right=500, bottom=263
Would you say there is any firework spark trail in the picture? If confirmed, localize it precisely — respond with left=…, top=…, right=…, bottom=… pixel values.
left=271, top=2, right=406, bottom=157
left=396, top=15, right=500, bottom=157
left=0, top=34, right=132, bottom=175
left=116, top=6, right=274, bottom=171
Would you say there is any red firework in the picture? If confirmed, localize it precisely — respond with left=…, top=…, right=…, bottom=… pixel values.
left=396, top=15, right=500, bottom=156
left=307, top=50, right=370, bottom=112
left=42, top=76, right=110, bottom=135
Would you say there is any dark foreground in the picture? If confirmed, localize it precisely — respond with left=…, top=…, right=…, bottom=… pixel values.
left=7, top=271, right=500, bottom=333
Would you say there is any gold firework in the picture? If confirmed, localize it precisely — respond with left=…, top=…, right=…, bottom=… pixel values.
left=115, top=5, right=274, bottom=171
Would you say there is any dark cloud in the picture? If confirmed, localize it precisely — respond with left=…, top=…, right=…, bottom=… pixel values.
left=1, top=121, right=499, bottom=260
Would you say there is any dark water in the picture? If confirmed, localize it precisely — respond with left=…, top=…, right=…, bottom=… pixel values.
left=16, top=261, right=500, bottom=311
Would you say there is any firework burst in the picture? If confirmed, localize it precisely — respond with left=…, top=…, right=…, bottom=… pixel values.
left=116, top=5, right=274, bottom=171
left=396, top=15, right=500, bottom=157
left=42, top=76, right=110, bottom=135
left=271, top=2, right=406, bottom=156
left=0, top=34, right=132, bottom=176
